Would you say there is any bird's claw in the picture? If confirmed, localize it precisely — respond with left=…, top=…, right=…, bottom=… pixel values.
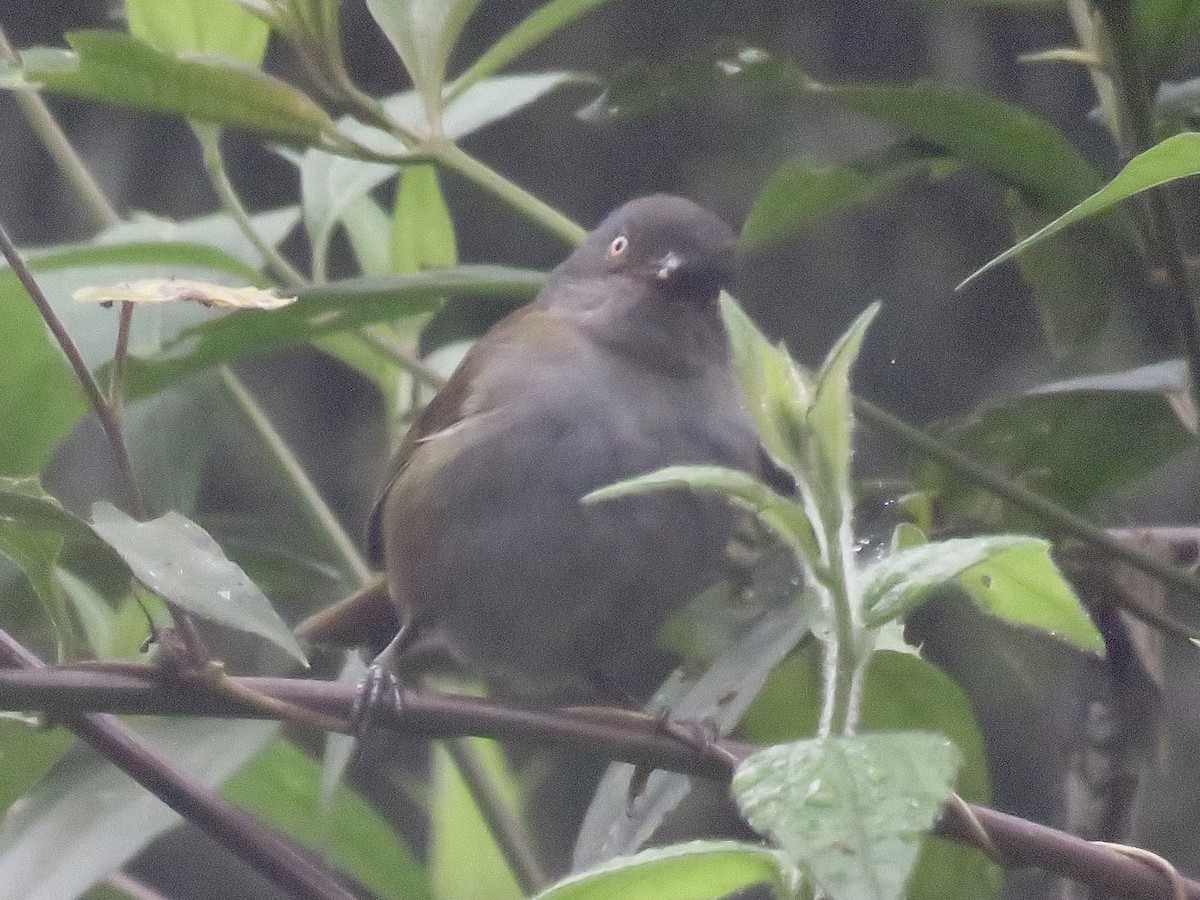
left=351, top=663, right=404, bottom=750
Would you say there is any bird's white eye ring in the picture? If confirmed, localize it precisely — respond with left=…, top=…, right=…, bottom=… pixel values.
left=609, top=235, right=628, bottom=257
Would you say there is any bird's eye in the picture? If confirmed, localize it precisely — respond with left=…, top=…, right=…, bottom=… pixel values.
left=609, top=235, right=629, bottom=257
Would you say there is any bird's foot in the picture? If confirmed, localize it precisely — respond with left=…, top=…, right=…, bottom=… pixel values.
left=351, top=662, right=404, bottom=747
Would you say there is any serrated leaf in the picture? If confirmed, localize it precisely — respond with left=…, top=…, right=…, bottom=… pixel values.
left=733, top=732, right=960, bottom=900
left=958, top=541, right=1104, bottom=654
left=118, top=265, right=545, bottom=400
left=451, top=0, right=612, bottom=97
left=89, top=502, right=306, bottom=663
left=126, top=0, right=269, bottom=64
left=585, top=464, right=819, bottom=563
left=542, top=841, right=794, bottom=900
left=963, top=132, right=1200, bottom=287
left=223, top=738, right=430, bottom=900
left=809, top=302, right=879, bottom=497
left=14, top=31, right=336, bottom=146
left=0, top=718, right=276, bottom=900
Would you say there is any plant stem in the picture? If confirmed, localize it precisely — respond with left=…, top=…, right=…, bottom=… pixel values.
left=0, top=24, right=120, bottom=231
left=109, top=301, right=135, bottom=416
left=0, top=220, right=146, bottom=520
left=435, top=142, right=588, bottom=247
left=217, top=367, right=372, bottom=587
left=199, top=128, right=308, bottom=289
left=1089, top=0, right=1200, bottom=414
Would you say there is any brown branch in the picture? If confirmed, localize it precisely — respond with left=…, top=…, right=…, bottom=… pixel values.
left=0, top=635, right=360, bottom=900
left=1, top=660, right=1198, bottom=899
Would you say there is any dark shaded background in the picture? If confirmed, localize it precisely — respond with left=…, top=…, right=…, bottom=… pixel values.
left=4, top=2, right=1200, bottom=898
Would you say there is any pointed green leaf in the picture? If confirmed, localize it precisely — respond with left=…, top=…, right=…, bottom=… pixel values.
left=585, top=464, right=819, bottom=563
left=365, top=0, right=482, bottom=117
left=392, top=165, right=458, bottom=272
left=118, top=265, right=546, bottom=399
left=809, top=302, right=880, bottom=495
left=863, top=534, right=1041, bottom=626
left=13, top=31, right=336, bottom=146
left=733, top=732, right=960, bottom=900
left=963, top=133, right=1200, bottom=287
left=450, top=0, right=613, bottom=97
left=89, top=502, right=306, bottom=663
left=538, top=841, right=795, bottom=900
left=958, top=540, right=1103, bottom=654
left=126, top=0, right=269, bottom=64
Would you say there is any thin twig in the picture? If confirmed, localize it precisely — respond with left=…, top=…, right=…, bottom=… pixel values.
left=357, top=326, right=448, bottom=390
left=0, top=218, right=146, bottom=520
left=0, top=633, right=358, bottom=900
left=3, top=659, right=1200, bottom=899
left=110, top=301, right=135, bottom=415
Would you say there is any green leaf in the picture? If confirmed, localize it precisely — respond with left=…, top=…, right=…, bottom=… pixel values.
left=223, top=738, right=431, bottom=900
left=0, top=478, right=128, bottom=580
left=809, top=302, right=880, bottom=498
left=742, top=144, right=956, bottom=249
left=585, top=464, right=819, bottom=564
left=538, top=841, right=795, bottom=900
left=733, top=732, right=960, bottom=900
left=0, top=259, right=86, bottom=477
left=958, top=541, right=1104, bottom=654
left=119, top=266, right=545, bottom=399
left=0, top=722, right=73, bottom=818
left=962, top=132, right=1200, bottom=287
left=740, top=648, right=1000, bottom=900
left=0, top=719, right=276, bottom=900
left=341, top=195, right=395, bottom=276
left=365, top=0, right=482, bottom=117
left=450, top=0, right=613, bottom=97
left=918, top=383, right=1193, bottom=526
left=14, top=31, right=337, bottom=146
left=392, top=165, right=458, bottom=272
left=89, top=502, right=306, bottom=664
left=863, top=534, right=1043, bottom=626
left=429, top=740, right=524, bottom=900
left=126, top=0, right=270, bottom=64
left=1136, top=0, right=1200, bottom=75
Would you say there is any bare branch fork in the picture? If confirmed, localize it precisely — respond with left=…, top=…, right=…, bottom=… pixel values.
left=1, top=656, right=1196, bottom=900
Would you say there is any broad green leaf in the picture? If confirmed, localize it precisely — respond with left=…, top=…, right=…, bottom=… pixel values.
left=863, top=534, right=1042, bottom=626
left=0, top=261, right=85, bottom=476
left=13, top=31, right=337, bottom=146
left=450, top=0, right=612, bottom=97
left=963, top=132, right=1200, bottom=287
left=0, top=480, right=78, bottom=658
left=809, top=302, right=879, bottom=498
left=0, top=722, right=73, bottom=818
left=341, top=195, right=395, bottom=276
left=89, top=502, right=306, bottom=663
left=0, top=718, right=276, bottom=900
left=918, top=385, right=1192, bottom=526
left=223, top=738, right=430, bottom=900
left=365, top=0, right=482, bottom=117
left=585, top=464, right=819, bottom=563
left=541, top=841, right=794, bottom=900
left=392, top=165, right=458, bottom=272
left=958, top=541, right=1104, bottom=654
left=126, top=0, right=269, bottom=64
left=740, top=648, right=1000, bottom=900
left=742, top=144, right=956, bottom=249
left=118, top=266, right=546, bottom=399
left=733, top=732, right=960, bottom=900
left=719, top=293, right=812, bottom=475
left=429, top=740, right=523, bottom=900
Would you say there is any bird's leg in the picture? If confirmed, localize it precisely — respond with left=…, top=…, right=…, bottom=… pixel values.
left=352, top=624, right=415, bottom=745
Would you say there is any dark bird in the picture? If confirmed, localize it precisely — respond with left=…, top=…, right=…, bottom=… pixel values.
left=298, top=194, right=775, bottom=703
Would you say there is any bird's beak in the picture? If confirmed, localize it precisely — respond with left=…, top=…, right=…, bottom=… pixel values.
left=656, top=250, right=684, bottom=282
